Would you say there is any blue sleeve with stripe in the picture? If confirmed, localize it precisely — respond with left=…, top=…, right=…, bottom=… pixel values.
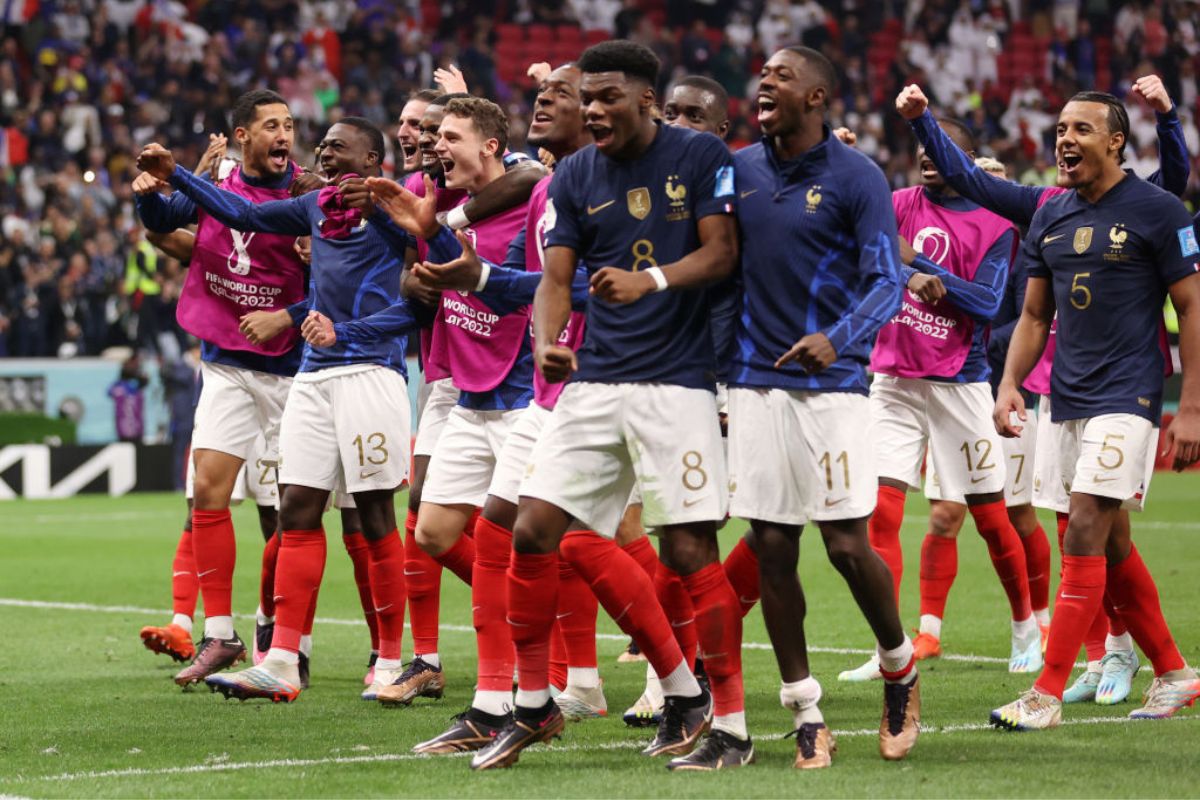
left=910, top=112, right=1046, bottom=225
left=1147, top=107, right=1190, bottom=196
left=912, top=230, right=1013, bottom=323
left=168, top=166, right=312, bottom=236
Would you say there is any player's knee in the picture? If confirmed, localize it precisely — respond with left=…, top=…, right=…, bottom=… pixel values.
left=256, top=506, right=278, bottom=540
left=1008, top=504, right=1039, bottom=537
left=822, top=530, right=868, bottom=574
left=511, top=523, right=557, bottom=555
left=928, top=501, right=966, bottom=538
left=1062, top=496, right=1120, bottom=555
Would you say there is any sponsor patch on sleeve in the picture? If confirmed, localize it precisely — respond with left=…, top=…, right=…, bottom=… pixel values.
left=1178, top=225, right=1199, bottom=257
left=714, top=165, right=735, bottom=198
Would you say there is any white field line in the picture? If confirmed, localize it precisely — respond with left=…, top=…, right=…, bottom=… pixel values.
left=0, top=597, right=1023, bottom=666
left=4, top=715, right=1194, bottom=786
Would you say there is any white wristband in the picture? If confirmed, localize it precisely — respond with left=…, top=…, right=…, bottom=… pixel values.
left=645, top=266, right=669, bottom=292
left=474, top=261, right=491, bottom=293
left=445, top=205, right=470, bottom=230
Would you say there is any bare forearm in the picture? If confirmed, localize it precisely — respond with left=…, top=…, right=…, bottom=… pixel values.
left=659, top=223, right=737, bottom=290
left=1000, top=312, right=1050, bottom=389
left=532, top=272, right=572, bottom=352
left=1177, top=299, right=1200, bottom=414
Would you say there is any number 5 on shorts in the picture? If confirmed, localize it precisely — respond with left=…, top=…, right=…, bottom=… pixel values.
left=1097, top=433, right=1124, bottom=470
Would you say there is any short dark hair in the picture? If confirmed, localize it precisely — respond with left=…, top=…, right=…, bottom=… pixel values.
left=231, top=89, right=288, bottom=130
left=409, top=88, right=441, bottom=104
left=674, top=75, right=729, bottom=116
left=936, top=116, right=976, bottom=152
left=1067, top=90, right=1130, bottom=163
left=577, top=40, right=660, bottom=86
left=337, top=116, right=386, bottom=159
left=431, top=92, right=470, bottom=108
left=444, top=96, right=509, bottom=154
left=783, top=46, right=838, bottom=100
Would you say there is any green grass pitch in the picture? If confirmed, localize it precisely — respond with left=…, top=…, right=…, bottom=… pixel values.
left=1, top=475, right=1198, bottom=797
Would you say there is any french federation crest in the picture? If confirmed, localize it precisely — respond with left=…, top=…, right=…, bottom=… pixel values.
left=627, top=187, right=651, bottom=220
left=1073, top=226, right=1093, bottom=254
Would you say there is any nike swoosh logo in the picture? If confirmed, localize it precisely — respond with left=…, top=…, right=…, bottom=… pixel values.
left=403, top=570, right=425, bottom=576
left=682, top=498, right=705, bottom=508
left=823, top=497, right=847, bottom=507
left=374, top=603, right=393, bottom=613
left=273, top=595, right=284, bottom=602
left=587, top=200, right=614, bottom=215
left=738, top=596, right=757, bottom=605
left=970, top=476, right=988, bottom=484
left=360, top=470, right=381, bottom=479
left=197, top=569, right=217, bottom=578
left=740, top=189, right=758, bottom=199
left=1061, top=593, right=1088, bottom=600
left=506, top=617, right=530, bottom=627
left=1093, top=475, right=1117, bottom=483
left=172, top=571, right=191, bottom=577
left=1043, top=234, right=1065, bottom=244
left=670, top=619, right=694, bottom=628
left=556, top=612, right=572, bottom=619
left=1010, top=487, right=1025, bottom=494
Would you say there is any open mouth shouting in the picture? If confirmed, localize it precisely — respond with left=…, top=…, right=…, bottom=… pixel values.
left=757, top=94, right=778, bottom=126
left=587, top=122, right=614, bottom=148
left=268, top=145, right=290, bottom=170
left=1058, top=150, right=1084, bottom=176
left=530, top=109, right=555, bottom=137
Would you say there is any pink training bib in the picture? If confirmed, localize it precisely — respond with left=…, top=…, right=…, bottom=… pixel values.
left=871, top=186, right=1016, bottom=379
left=524, top=176, right=586, bottom=410
left=406, top=172, right=466, bottom=382
left=428, top=199, right=530, bottom=393
left=177, top=164, right=307, bottom=356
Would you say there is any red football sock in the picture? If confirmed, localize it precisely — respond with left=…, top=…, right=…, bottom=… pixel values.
left=366, top=530, right=406, bottom=662
left=549, top=621, right=568, bottom=691
left=302, top=577, right=321, bottom=637
left=682, top=562, right=744, bottom=716
left=171, top=528, right=199, bottom=619
left=918, top=534, right=958, bottom=620
left=654, top=562, right=698, bottom=671
left=970, top=500, right=1033, bottom=621
left=1020, top=524, right=1052, bottom=613
left=723, top=537, right=760, bottom=617
left=556, top=557, right=598, bottom=669
left=509, top=551, right=559, bottom=696
left=1083, top=601, right=1109, bottom=661
left=622, top=535, right=659, bottom=580
left=191, top=508, right=237, bottom=618
left=434, top=532, right=475, bottom=586
left=1055, top=513, right=1069, bottom=556
left=1035, top=554, right=1106, bottom=699
left=270, top=529, right=327, bottom=654
left=259, top=532, right=280, bottom=618
left=404, top=509, right=442, bottom=657
left=562, top=532, right=687, bottom=684
left=1106, top=544, right=1186, bottom=675
left=473, top=517, right=515, bottom=692
left=869, top=485, right=907, bottom=604
left=343, top=531, right=380, bottom=651
left=1104, top=595, right=1128, bottom=636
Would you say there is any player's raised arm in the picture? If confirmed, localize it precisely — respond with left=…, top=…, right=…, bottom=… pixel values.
left=1131, top=74, right=1191, bottom=196
left=138, top=144, right=311, bottom=237
left=900, top=86, right=1048, bottom=225
left=533, top=244, right=579, bottom=383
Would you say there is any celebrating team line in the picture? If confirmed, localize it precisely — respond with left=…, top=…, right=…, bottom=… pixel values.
left=129, top=37, right=1200, bottom=772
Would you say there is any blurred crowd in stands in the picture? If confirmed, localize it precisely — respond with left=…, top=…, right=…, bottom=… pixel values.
left=2, top=0, right=1200, bottom=360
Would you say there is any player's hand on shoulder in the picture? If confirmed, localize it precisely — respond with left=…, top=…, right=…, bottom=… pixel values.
left=1162, top=409, right=1200, bottom=471
left=131, top=171, right=169, bottom=195
left=367, top=175, right=439, bottom=239
left=338, top=176, right=375, bottom=215
left=775, top=331, right=836, bottom=374
left=992, top=383, right=1026, bottom=438
left=136, top=143, right=177, bottom=181
left=1132, top=74, right=1172, bottom=113
left=907, top=273, right=946, bottom=303
left=290, top=170, right=328, bottom=197
left=412, top=230, right=483, bottom=291
left=536, top=343, right=578, bottom=384
left=589, top=266, right=655, bottom=304
left=300, top=310, right=337, bottom=348
left=239, top=309, right=292, bottom=344
left=895, top=84, right=929, bottom=120
left=833, top=127, right=857, bottom=146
